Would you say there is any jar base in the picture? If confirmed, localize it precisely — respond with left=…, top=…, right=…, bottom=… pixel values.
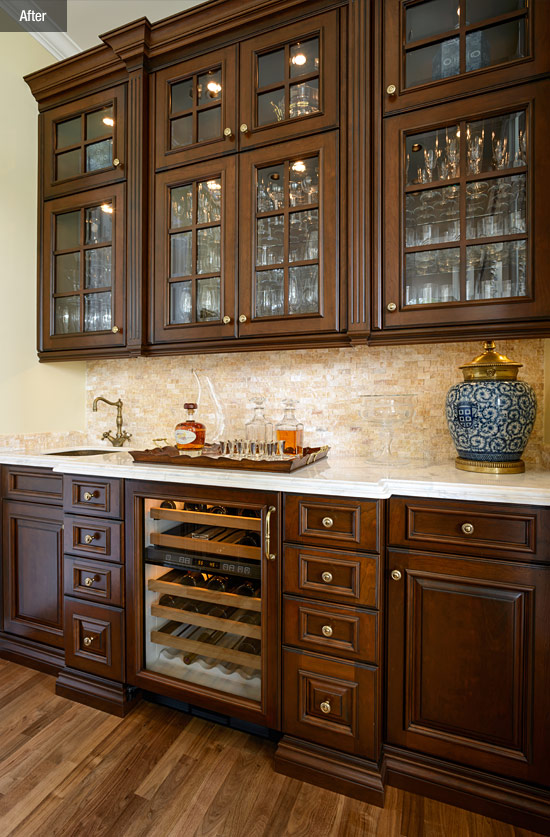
left=455, top=457, right=525, bottom=474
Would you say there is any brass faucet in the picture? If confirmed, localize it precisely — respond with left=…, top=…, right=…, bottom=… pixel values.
left=92, top=396, right=132, bottom=447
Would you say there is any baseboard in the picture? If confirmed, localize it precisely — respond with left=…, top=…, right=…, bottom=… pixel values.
left=384, top=746, right=550, bottom=836
left=274, top=735, right=385, bottom=806
left=56, top=667, right=141, bottom=717
left=0, top=632, right=64, bottom=676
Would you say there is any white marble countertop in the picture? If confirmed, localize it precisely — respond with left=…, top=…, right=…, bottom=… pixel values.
left=1, top=446, right=549, bottom=506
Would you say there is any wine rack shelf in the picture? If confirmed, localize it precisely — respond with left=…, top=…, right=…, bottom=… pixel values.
left=150, top=506, right=262, bottom=532
left=149, top=530, right=261, bottom=560
left=150, top=602, right=262, bottom=638
left=147, top=577, right=262, bottom=611
left=150, top=629, right=261, bottom=667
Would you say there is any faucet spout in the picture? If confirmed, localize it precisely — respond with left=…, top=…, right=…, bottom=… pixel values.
left=92, top=395, right=132, bottom=447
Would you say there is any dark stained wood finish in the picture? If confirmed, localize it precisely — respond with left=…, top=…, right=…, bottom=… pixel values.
left=2, top=500, right=64, bottom=649
left=285, top=494, right=380, bottom=552
left=63, top=474, right=123, bottom=518
left=64, top=556, right=124, bottom=606
left=282, top=647, right=378, bottom=759
left=2, top=465, right=63, bottom=506
left=386, top=548, right=550, bottom=785
left=283, top=595, right=378, bottom=664
left=64, top=597, right=124, bottom=681
left=63, top=515, right=123, bottom=563
left=284, top=544, right=379, bottom=607
left=56, top=666, right=138, bottom=716
left=388, top=496, right=550, bottom=562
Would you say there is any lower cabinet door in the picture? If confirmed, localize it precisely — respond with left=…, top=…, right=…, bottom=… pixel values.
left=282, top=647, right=378, bottom=759
left=386, top=550, right=550, bottom=784
left=2, top=500, right=64, bottom=648
left=64, top=598, right=124, bottom=681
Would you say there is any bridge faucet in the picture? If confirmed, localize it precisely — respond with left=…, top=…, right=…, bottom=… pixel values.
left=92, top=396, right=132, bottom=447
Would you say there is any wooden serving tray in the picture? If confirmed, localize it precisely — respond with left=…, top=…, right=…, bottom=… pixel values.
left=130, top=444, right=329, bottom=472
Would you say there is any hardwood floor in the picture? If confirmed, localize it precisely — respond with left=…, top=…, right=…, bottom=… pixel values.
left=0, top=660, right=543, bottom=837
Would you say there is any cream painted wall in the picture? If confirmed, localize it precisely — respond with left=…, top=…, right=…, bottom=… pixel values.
left=0, top=33, right=85, bottom=435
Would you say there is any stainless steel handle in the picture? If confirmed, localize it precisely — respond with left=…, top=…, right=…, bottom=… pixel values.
left=223, top=315, right=231, bottom=324
left=84, top=533, right=97, bottom=544
left=322, top=516, right=334, bottom=529
left=265, top=505, right=276, bottom=561
left=83, top=636, right=94, bottom=647
left=461, top=522, right=474, bottom=535
left=321, top=571, right=333, bottom=584
left=320, top=700, right=331, bottom=714
left=391, top=569, right=402, bottom=581
left=321, top=625, right=333, bottom=637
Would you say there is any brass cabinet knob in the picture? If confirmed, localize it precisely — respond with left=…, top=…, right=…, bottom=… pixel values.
left=223, top=127, right=234, bottom=138
left=322, top=516, right=334, bottom=529
left=320, top=700, right=331, bottom=714
left=238, top=314, right=247, bottom=323
left=387, top=302, right=397, bottom=312
left=113, top=158, right=121, bottom=167
left=84, top=533, right=97, bottom=544
left=321, top=571, right=333, bottom=584
left=83, top=491, right=94, bottom=501
left=83, top=636, right=94, bottom=647
left=321, top=625, right=333, bottom=637
left=222, top=315, right=231, bottom=324
left=391, top=569, right=402, bottom=581
left=386, top=84, right=397, bottom=95
left=84, top=577, right=94, bottom=587
left=461, top=522, right=475, bottom=535
left=112, top=325, right=120, bottom=333
left=239, top=123, right=249, bottom=134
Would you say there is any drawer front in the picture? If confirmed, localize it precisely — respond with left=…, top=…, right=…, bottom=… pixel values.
left=64, top=557, right=123, bottom=606
left=283, top=596, right=378, bottom=664
left=2, top=466, right=63, bottom=505
left=285, top=495, right=379, bottom=552
left=64, top=515, right=123, bottom=562
left=389, top=497, right=549, bottom=560
left=63, top=476, right=123, bottom=519
left=282, top=648, right=377, bottom=758
left=64, top=598, right=123, bottom=681
left=284, top=545, right=378, bottom=608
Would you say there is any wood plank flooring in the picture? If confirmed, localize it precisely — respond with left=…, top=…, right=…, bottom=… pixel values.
left=0, top=660, right=543, bottom=837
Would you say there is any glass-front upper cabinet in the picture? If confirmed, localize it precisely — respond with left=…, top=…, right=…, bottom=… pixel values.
left=155, top=47, right=237, bottom=170
left=41, top=185, right=125, bottom=352
left=383, top=0, right=550, bottom=114
left=153, top=157, right=237, bottom=344
left=382, top=82, right=550, bottom=331
left=43, top=86, right=126, bottom=198
left=238, top=132, right=339, bottom=338
left=239, top=10, right=339, bottom=150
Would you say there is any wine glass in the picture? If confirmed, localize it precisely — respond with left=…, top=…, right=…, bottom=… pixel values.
left=360, top=395, right=415, bottom=464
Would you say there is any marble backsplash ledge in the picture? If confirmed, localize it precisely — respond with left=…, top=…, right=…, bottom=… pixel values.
left=85, top=340, right=546, bottom=465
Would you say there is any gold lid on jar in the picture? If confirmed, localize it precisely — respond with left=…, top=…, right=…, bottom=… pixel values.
left=459, top=340, right=523, bottom=382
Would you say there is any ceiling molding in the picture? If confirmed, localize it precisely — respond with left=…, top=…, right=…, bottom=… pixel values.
left=29, top=29, right=81, bottom=60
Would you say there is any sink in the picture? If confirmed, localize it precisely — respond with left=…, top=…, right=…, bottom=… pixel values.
left=45, top=449, right=125, bottom=456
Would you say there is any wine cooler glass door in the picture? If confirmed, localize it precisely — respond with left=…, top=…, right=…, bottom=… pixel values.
left=143, top=499, right=265, bottom=704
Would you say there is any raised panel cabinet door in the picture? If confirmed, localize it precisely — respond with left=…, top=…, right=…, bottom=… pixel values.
left=379, top=81, right=550, bottom=335
left=238, top=131, right=339, bottom=338
left=41, top=184, right=126, bottom=353
left=42, top=85, right=126, bottom=198
left=386, top=549, right=550, bottom=784
left=154, top=46, right=238, bottom=170
left=2, top=500, right=64, bottom=648
left=382, top=0, right=550, bottom=115
left=239, top=10, right=339, bottom=149
left=152, top=156, right=237, bottom=344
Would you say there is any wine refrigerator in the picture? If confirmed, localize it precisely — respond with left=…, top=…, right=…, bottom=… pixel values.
left=126, top=481, right=280, bottom=728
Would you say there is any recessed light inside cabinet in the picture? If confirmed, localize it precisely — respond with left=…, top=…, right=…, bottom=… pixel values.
left=291, top=160, right=306, bottom=172
left=270, top=172, right=280, bottom=180
left=102, top=116, right=115, bottom=127
left=411, top=143, right=422, bottom=152
left=207, top=81, right=222, bottom=96
left=291, top=53, right=307, bottom=66
left=206, top=180, right=221, bottom=190
left=101, top=203, right=113, bottom=214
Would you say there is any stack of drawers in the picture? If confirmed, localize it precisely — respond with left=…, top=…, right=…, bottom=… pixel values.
left=281, top=494, right=382, bottom=761
left=62, top=475, right=125, bottom=683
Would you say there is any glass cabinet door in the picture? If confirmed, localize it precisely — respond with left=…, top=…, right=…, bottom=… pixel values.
left=382, top=81, right=550, bottom=330
left=155, top=47, right=237, bottom=170
left=383, top=1, right=550, bottom=114
left=43, top=86, right=126, bottom=198
left=238, top=132, right=339, bottom=338
left=239, top=10, right=339, bottom=149
left=153, top=157, right=237, bottom=344
left=41, top=184, right=125, bottom=352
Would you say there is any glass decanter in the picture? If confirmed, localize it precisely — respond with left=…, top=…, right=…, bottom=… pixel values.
left=360, top=394, right=415, bottom=464
left=275, top=399, right=304, bottom=455
left=245, top=397, right=273, bottom=443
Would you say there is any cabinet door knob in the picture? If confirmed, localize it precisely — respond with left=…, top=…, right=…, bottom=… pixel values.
left=84, top=576, right=95, bottom=587
left=391, top=569, right=402, bottom=581
left=239, top=123, right=249, bottom=134
left=321, top=625, right=333, bottom=637
left=111, top=325, right=120, bottom=334
left=321, top=571, right=333, bottom=584
left=83, top=636, right=94, bottom=647
left=386, top=84, right=397, bottom=96
left=320, top=700, right=332, bottom=714
left=461, top=522, right=475, bottom=535
left=322, top=516, right=334, bottom=529
left=387, top=302, right=397, bottom=312
left=223, top=127, right=234, bottom=138
left=113, top=157, right=121, bottom=167
left=238, top=314, right=247, bottom=323
left=83, top=491, right=94, bottom=501
left=222, top=315, right=231, bottom=324
left=84, top=533, right=97, bottom=544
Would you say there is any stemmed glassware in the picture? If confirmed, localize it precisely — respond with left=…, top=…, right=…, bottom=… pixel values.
left=360, top=395, right=415, bottom=464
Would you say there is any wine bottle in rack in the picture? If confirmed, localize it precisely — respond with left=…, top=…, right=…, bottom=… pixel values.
left=233, top=580, right=260, bottom=597
left=219, top=611, right=262, bottom=675
left=197, top=601, right=239, bottom=669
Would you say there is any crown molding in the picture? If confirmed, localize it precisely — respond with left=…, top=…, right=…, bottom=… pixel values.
left=29, top=30, right=81, bottom=60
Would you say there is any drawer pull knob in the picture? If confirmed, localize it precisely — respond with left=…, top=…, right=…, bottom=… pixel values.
left=391, top=569, right=402, bottom=581
left=83, top=491, right=98, bottom=501
left=321, top=625, right=333, bottom=637
left=386, top=83, right=397, bottom=96
left=83, top=636, right=94, bottom=647
left=322, top=516, right=334, bottom=529
left=320, top=700, right=331, bottom=714
left=461, top=522, right=474, bottom=535
left=387, top=302, right=397, bottom=312
left=223, top=127, right=234, bottom=138
left=240, top=123, right=249, bottom=134
left=321, top=571, right=333, bottom=584
left=84, top=576, right=95, bottom=587
left=84, top=533, right=98, bottom=544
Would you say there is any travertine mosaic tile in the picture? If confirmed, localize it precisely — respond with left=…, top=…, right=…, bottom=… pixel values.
left=86, top=340, right=546, bottom=465
left=0, top=430, right=87, bottom=453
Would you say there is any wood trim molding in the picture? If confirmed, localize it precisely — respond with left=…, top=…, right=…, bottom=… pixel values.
left=56, top=668, right=139, bottom=717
